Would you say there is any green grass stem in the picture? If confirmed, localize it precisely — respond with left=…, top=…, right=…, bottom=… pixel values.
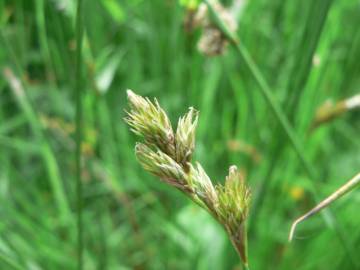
left=75, top=0, right=85, bottom=269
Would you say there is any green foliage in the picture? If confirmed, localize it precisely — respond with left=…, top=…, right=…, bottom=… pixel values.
left=180, top=0, right=201, bottom=10
left=0, top=0, right=359, bottom=269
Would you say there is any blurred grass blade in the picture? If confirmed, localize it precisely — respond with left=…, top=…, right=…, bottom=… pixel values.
left=75, top=0, right=85, bottom=268
left=289, top=172, right=360, bottom=241
left=101, top=0, right=125, bottom=23
left=0, top=115, right=26, bottom=134
left=249, top=0, right=334, bottom=228
left=203, top=0, right=315, bottom=179
left=285, top=0, right=333, bottom=116
left=95, top=50, right=125, bottom=94
left=0, top=252, right=22, bottom=270
left=0, top=135, right=40, bottom=153
left=35, top=0, right=56, bottom=83
left=2, top=68, right=70, bottom=222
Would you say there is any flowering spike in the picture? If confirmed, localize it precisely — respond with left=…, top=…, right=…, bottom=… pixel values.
left=124, top=90, right=251, bottom=268
left=217, top=166, right=251, bottom=225
left=216, top=165, right=251, bottom=266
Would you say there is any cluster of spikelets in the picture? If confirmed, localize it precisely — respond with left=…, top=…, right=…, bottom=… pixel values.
left=125, top=90, right=251, bottom=267
left=182, top=0, right=238, bottom=56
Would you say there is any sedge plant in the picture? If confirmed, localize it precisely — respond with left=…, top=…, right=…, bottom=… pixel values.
left=124, top=90, right=251, bottom=269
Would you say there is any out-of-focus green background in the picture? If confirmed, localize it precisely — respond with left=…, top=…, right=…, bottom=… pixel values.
left=1, top=0, right=360, bottom=269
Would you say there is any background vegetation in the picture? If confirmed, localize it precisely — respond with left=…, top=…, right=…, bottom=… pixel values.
left=0, top=0, right=359, bottom=269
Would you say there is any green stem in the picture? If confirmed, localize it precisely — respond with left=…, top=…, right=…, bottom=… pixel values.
left=227, top=223, right=249, bottom=270
left=289, top=172, right=360, bottom=241
left=75, top=0, right=84, bottom=269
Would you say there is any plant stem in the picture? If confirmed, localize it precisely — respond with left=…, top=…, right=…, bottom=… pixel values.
left=227, top=223, right=249, bottom=270
left=75, top=0, right=84, bottom=269
left=289, top=172, right=360, bottom=241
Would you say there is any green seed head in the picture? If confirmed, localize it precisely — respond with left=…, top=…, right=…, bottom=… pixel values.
left=125, top=90, right=175, bottom=157
left=216, top=166, right=251, bottom=228
left=187, top=162, right=217, bottom=209
left=135, top=143, right=188, bottom=190
left=124, top=91, right=251, bottom=267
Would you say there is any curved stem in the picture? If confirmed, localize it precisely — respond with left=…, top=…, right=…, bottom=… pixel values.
left=289, top=172, right=360, bottom=241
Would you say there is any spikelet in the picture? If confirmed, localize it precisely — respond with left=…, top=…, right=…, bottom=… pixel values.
left=216, top=165, right=251, bottom=226
left=125, top=90, right=175, bottom=157
left=124, top=90, right=251, bottom=268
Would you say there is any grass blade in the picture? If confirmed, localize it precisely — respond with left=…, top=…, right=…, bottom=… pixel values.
left=75, top=0, right=84, bottom=268
left=285, top=0, right=334, bottom=117
left=2, top=67, right=70, bottom=222
left=0, top=252, right=23, bottom=270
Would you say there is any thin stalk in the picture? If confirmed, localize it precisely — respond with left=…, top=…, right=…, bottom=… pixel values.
left=191, top=195, right=250, bottom=269
left=229, top=223, right=249, bottom=270
left=75, top=0, right=84, bottom=269
left=289, top=172, right=360, bottom=241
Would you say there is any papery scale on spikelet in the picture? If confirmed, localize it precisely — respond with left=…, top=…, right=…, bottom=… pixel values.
left=125, top=90, right=175, bottom=156
left=175, top=107, right=199, bottom=166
